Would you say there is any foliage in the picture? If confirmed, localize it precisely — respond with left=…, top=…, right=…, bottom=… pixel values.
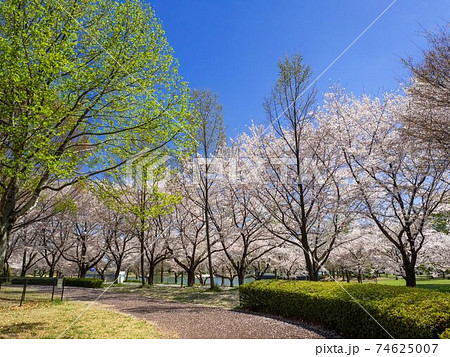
left=2, top=264, right=11, bottom=278
left=431, top=212, right=450, bottom=234
left=0, top=0, right=194, bottom=264
left=125, top=279, right=142, bottom=283
left=440, top=328, right=450, bottom=339
left=2, top=19, right=448, bottom=306
left=209, top=285, right=223, bottom=292
left=239, top=280, right=450, bottom=338
left=0, top=0, right=191, bottom=183
left=10, top=277, right=57, bottom=286
left=64, top=277, right=103, bottom=288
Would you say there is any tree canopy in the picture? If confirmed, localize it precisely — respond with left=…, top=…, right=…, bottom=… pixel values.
left=0, top=0, right=194, bottom=264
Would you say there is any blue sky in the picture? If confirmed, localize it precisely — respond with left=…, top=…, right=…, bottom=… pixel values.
left=149, top=0, right=449, bottom=136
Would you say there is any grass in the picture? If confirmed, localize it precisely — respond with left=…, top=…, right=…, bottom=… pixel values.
left=369, top=276, right=450, bottom=293
left=109, top=275, right=449, bottom=309
left=0, top=287, right=162, bottom=339
left=111, top=284, right=240, bottom=309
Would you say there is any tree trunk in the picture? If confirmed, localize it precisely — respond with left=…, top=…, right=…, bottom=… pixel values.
left=304, top=254, right=319, bottom=281
left=401, top=250, right=417, bottom=287
left=309, top=268, right=319, bottom=282
left=2, top=262, right=10, bottom=278
left=114, top=266, right=121, bottom=283
left=357, top=268, right=363, bottom=283
left=403, top=265, right=416, bottom=287
left=20, top=250, right=27, bottom=277
left=187, top=269, right=195, bottom=287
left=49, top=266, right=55, bottom=278
left=204, top=208, right=215, bottom=289
left=0, top=182, right=17, bottom=268
left=140, top=230, right=145, bottom=286
left=0, top=228, right=9, bottom=269
left=79, top=268, right=88, bottom=278
left=147, top=263, right=155, bottom=285
left=237, top=269, right=245, bottom=286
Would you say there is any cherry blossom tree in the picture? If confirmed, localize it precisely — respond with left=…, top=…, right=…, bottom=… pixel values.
left=401, top=25, right=450, bottom=157
left=13, top=223, right=43, bottom=277
left=233, top=55, right=357, bottom=281
left=329, top=225, right=383, bottom=282
left=209, top=142, right=280, bottom=285
left=166, top=181, right=212, bottom=286
left=143, top=215, right=171, bottom=285
left=104, top=212, right=137, bottom=282
left=39, top=213, right=71, bottom=278
left=61, top=190, right=108, bottom=278
left=269, top=244, right=306, bottom=279
left=326, top=90, right=450, bottom=287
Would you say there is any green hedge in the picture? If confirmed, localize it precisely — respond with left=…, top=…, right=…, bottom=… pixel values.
left=10, top=277, right=57, bottom=286
left=64, top=278, right=103, bottom=288
left=440, top=329, right=450, bottom=339
left=239, top=280, right=450, bottom=338
left=125, top=279, right=141, bottom=283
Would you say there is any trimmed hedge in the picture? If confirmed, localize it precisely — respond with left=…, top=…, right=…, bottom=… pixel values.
left=239, top=280, right=450, bottom=338
left=10, top=277, right=57, bottom=286
left=125, top=279, right=141, bottom=283
left=64, top=277, right=103, bottom=288
left=440, top=329, right=450, bottom=339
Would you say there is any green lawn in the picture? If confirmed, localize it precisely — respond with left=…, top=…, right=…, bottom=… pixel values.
left=368, top=276, right=450, bottom=293
left=0, top=287, right=162, bottom=339
left=110, top=276, right=449, bottom=310
left=111, top=284, right=240, bottom=309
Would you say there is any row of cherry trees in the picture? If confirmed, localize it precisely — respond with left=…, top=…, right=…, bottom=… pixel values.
left=5, top=86, right=448, bottom=287
left=4, top=27, right=449, bottom=288
left=4, top=185, right=303, bottom=285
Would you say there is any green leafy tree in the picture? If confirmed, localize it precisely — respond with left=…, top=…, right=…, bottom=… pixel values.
left=96, top=168, right=181, bottom=286
left=0, top=0, right=194, bottom=265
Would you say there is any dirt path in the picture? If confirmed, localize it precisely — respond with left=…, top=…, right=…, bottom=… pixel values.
left=56, top=287, right=336, bottom=339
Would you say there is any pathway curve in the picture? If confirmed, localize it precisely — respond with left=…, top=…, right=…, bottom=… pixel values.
left=60, top=287, right=337, bottom=339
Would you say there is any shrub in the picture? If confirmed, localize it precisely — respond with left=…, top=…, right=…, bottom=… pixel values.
left=64, top=277, right=103, bottom=288
left=10, top=277, right=57, bottom=286
left=440, top=329, right=450, bottom=339
left=2, top=265, right=11, bottom=278
left=239, top=280, right=450, bottom=338
left=125, top=279, right=141, bottom=283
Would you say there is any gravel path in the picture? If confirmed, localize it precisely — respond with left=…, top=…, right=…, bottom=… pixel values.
left=59, top=287, right=336, bottom=339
